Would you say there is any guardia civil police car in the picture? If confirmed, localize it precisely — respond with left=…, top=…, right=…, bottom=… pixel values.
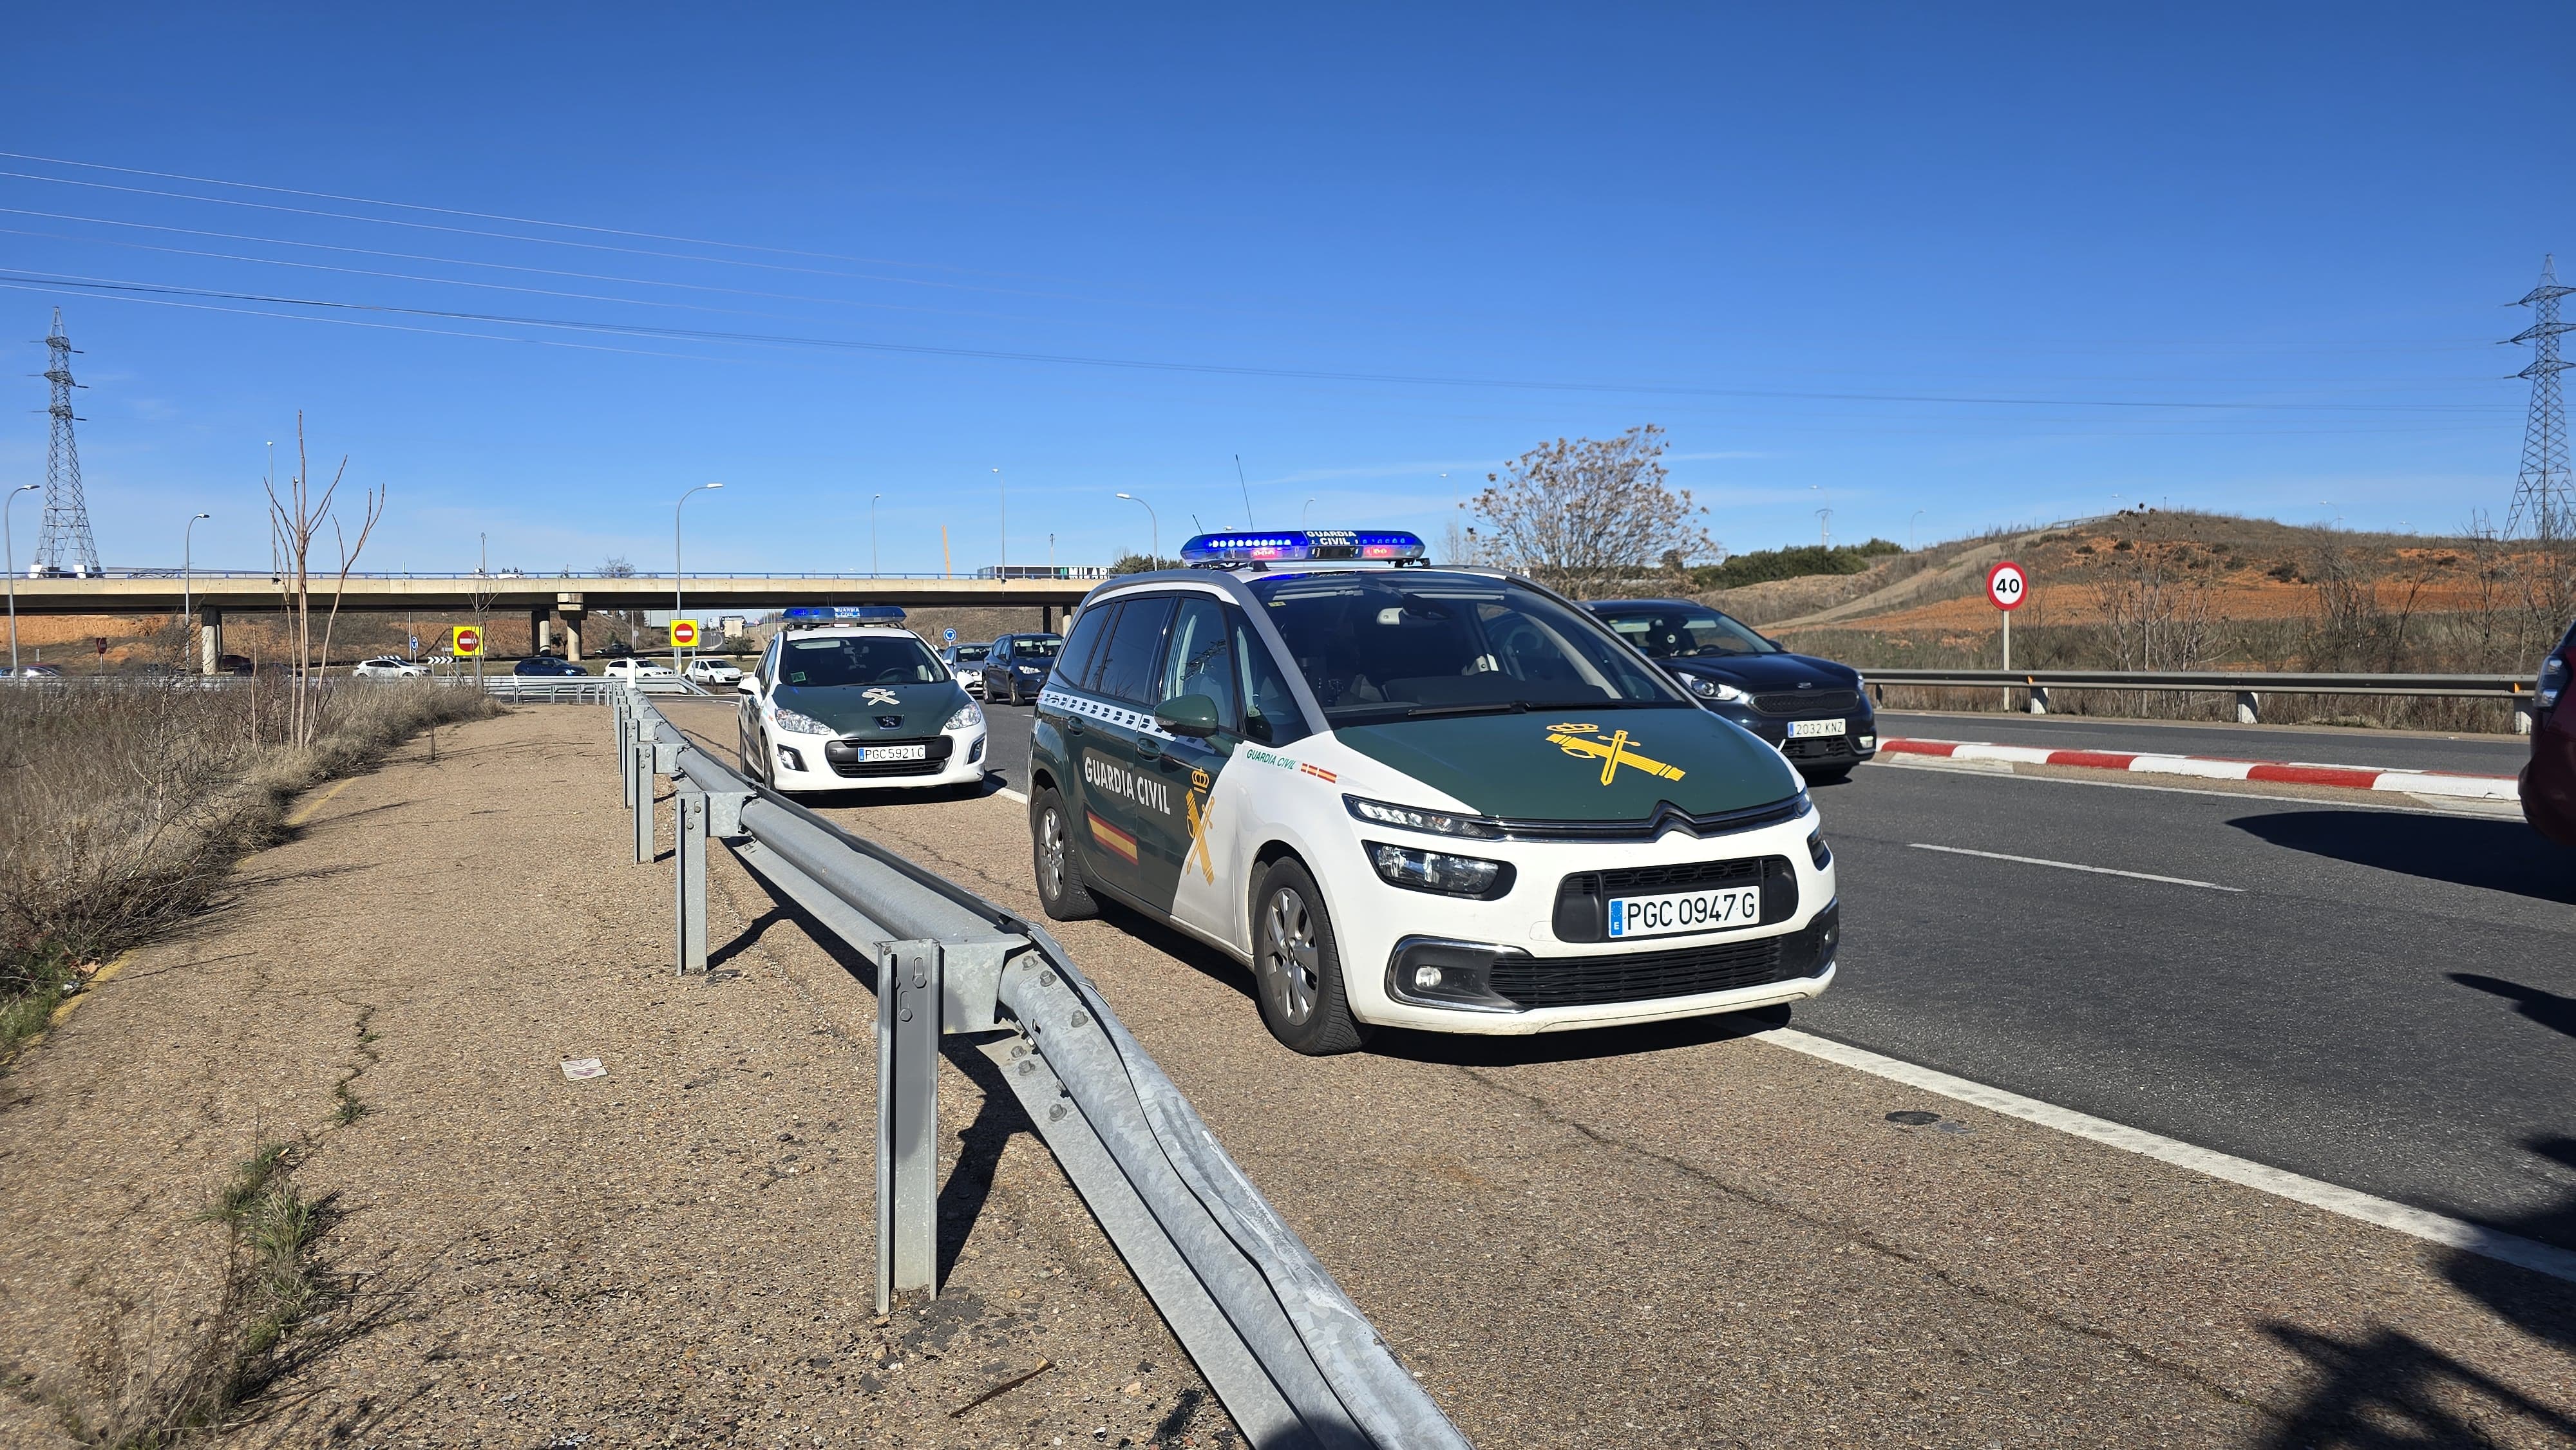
left=736, top=607, right=989, bottom=796
left=1027, top=529, right=1840, bottom=1055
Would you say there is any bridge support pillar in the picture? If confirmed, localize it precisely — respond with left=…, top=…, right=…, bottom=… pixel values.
left=198, top=607, right=223, bottom=675
left=556, top=593, right=585, bottom=662
left=1041, top=604, right=1057, bottom=633
left=530, top=609, right=550, bottom=655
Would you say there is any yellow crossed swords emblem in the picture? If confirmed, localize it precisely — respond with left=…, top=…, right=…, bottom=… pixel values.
left=1545, top=722, right=1686, bottom=786
left=1184, top=767, right=1216, bottom=883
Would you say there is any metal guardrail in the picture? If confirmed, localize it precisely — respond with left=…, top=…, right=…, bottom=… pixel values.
left=609, top=686, right=1468, bottom=1450
left=1864, top=667, right=2537, bottom=730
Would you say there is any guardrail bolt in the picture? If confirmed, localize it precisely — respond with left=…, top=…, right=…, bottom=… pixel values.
left=1071, top=1010, right=1089, bottom=1028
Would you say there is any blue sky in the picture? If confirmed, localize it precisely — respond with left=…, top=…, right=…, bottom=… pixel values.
left=6, top=4, right=2571, bottom=575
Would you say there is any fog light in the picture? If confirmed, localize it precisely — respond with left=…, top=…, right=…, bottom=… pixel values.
left=1413, top=965, right=1444, bottom=991
left=776, top=745, right=805, bottom=773
left=968, top=736, right=985, bottom=764
left=1859, top=734, right=1877, bottom=749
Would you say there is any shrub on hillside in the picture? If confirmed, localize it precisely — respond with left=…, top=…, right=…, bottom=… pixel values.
left=1689, top=539, right=1902, bottom=591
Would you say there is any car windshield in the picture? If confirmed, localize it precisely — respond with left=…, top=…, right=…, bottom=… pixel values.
left=1591, top=604, right=1780, bottom=658
left=954, top=645, right=989, bottom=662
left=1246, top=571, right=1687, bottom=724
left=777, top=634, right=947, bottom=687
left=1011, top=636, right=1063, bottom=658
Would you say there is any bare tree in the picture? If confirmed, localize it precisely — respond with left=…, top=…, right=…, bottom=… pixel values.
left=2093, top=534, right=2216, bottom=717
left=263, top=416, right=384, bottom=748
left=1470, top=426, right=1720, bottom=598
left=600, top=556, right=643, bottom=650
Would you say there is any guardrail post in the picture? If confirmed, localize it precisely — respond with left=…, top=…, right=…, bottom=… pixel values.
left=2515, top=701, right=2535, bottom=737
left=876, top=941, right=943, bottom=1313
left=632, top=738, right=654, bottom=864
left=674, top=784, right=708, bottom=975
left=2237, top=690, right=2260, bottom=726
left=2026, top=684, right=2049, bottom=715
left=616, top=694, right=633, bottom=803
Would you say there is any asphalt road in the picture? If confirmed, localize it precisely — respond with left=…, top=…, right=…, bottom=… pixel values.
left=1804, top=759, right=2576, bottom=1244
left=1877, top=708, right=2533, bottom=775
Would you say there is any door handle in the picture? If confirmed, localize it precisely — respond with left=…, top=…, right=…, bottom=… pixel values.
left=1135, top=736, right=1163, bottom=760
left=1065, top=719, right=1084, bottom=735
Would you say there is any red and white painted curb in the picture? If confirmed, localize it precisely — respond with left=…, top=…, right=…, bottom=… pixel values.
left=1879, top=738, right=2521, bottom=800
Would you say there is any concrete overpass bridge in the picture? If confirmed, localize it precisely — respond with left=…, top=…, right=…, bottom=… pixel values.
left=6, top=570, right=1097, bottom=668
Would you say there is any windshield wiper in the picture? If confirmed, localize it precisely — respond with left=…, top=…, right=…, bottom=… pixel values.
left=1401, top=701, right=1530, bottom=719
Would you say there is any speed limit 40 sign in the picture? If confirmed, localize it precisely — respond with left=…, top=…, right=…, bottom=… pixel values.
left=1985, top=560, right=2028, bottom=612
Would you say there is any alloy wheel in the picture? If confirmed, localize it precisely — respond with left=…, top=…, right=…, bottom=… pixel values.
left=1260, top=887, right=1320, bottom=1026
left=1039, top=807, right=1069, bottom=900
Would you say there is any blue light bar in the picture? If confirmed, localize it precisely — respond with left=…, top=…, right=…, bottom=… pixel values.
left=782, top=605, right=907, bottom=622
left=1178, top=529, right=1427, bottom=565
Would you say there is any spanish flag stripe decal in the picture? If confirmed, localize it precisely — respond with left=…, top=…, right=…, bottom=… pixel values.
left=1086, top=811, right=1139, bottom=862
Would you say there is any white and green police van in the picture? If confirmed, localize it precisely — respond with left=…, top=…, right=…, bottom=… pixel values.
left=1026, top=530, right=1840, bottom=1055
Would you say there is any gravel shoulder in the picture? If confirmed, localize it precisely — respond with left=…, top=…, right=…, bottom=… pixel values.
left=652, top=697, right=2576, bottom=1449
left=0, top=706, right=1227, bottom=1449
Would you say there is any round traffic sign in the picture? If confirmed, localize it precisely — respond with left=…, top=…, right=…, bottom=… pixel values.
left=670, top=619, right=701, bottom=649
left=1985, top=560, right=2027, bottom=612
left=943, top=627, right=958, bottom=644
left=452, top=625, right=484, bottom=656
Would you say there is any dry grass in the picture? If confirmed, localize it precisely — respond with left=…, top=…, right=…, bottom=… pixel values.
left=0, top=679, right=497, bottom=1063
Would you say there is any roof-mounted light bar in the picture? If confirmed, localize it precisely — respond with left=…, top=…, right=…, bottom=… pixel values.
left=1178, top=529, right=1428, bottom=567
left=782, top=605, right=907, bottom=624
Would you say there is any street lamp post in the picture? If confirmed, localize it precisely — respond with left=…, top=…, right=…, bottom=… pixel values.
left=183, top=511, right=210, bottom=673
left=676, top=482, right=725, bottom=665
left=5, top=483, right=40, bottom=675
left=992, top=467, right=1006, bottom=583
left=1115, top=492, right=1157, bottom=564
left=871, top=493, right=882, bottom=576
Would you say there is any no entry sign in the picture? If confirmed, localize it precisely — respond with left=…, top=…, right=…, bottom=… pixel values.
left=669, top=619, right=701, bottom=650
left=450, top=625, right=484, bottom=657
left=1985, top=560, right=2028, bottom=612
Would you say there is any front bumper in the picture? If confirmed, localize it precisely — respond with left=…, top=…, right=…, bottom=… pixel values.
left=1333, top=809, right=1839, bottom=1034
left=1703, top=705, right=1877, bottom=767
left=769, top=726, right=988, bottom=793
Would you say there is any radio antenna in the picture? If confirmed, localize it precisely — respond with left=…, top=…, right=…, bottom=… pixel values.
left=1234, top=454, right=1255, bottom=527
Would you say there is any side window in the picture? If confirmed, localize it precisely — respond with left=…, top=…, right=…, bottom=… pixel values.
left=1157, top=597, right=1238, bottom=730
left=1056, top=604, right=1114, bottom=690
left=1094, top=596, right=1175, bottom=704
left=1232, top=613, right=1309, bottom=746
left=759, top=636, right=782, bottom=686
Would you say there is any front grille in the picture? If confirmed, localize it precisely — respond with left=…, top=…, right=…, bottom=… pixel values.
left=1553, top=854, right=1797, bottom=942
left=1782, top=735, right=1854, bottom=760
left=1754, top=688, right=1859, bottom=716
left=824, top=735, right=953, bottom=778
left=1490, top=937, right=1789, bottom=1009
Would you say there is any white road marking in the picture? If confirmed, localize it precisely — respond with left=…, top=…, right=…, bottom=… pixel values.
left=1908, top=842, right=2244, bottom=892
left=1761, top=1027, right=2576, bottom=1286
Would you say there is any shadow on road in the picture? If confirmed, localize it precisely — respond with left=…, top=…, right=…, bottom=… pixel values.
left=1376, top=1003, right=1795, bottom=1067
left=2259, top=1134, right=2576, bottom=1445
left=2229, top=810, right=2576, bottom=904
left=2449, top=974, right=2576, bottom=1042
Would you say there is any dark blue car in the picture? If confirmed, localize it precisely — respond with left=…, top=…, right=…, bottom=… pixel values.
left=1587, top=599, right=1876, bottom=784
left=513, top=654, right=589, bottom=677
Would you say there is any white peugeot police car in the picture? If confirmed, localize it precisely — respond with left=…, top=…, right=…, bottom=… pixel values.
left=1025, top=530, right=1839, bottom=1055
left=735, top=607, right=989, bottom=797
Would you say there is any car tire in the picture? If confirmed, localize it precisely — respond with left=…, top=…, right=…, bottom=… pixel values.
left=1800, top=765, right=1855, bottom=786
left=1031, top=787, right=1099, bottom=921
left=1251, top=858, right=1371, bottom=1056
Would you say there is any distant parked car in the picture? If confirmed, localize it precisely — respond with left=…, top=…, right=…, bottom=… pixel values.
left=2522, top=619, right=2576, bottom=847
left=5, top=663, right=62, bottom=679
left=350, top=656, right=428, bottom=679
left=599, top=640, right=638, bottom=658
left=979, top=633, right=1063, bottom=705
left=603, top=659, right=677, bottom=684
left=685, top=657, right=743, bottom=686
left=514, top=655, right=589, bottom=677
left=214, top=654, right=254, bottom=677
left=1586, top=599, right=1878, bottom=785
left=941, top=641, right=992, bottom=697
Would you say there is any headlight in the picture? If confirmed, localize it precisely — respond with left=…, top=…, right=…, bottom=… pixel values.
left=1683, top=675, right=1753, bottom=705
left=1367, top=842, right=1513, bottom=898
left=2541, top=654, right=2568, bottom=708
left=1017, top=664, right=1042, bottom=674
left=946, top=702, right=983, bottom=730
left=1344, top=794, right=1504, bottom=840
left=773, top=706, right=834, bottom=736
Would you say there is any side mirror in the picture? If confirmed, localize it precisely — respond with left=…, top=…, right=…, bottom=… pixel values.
left=1154, top=693, right=1222, bottom=739
left=735, top=677, right=759, bottom=697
